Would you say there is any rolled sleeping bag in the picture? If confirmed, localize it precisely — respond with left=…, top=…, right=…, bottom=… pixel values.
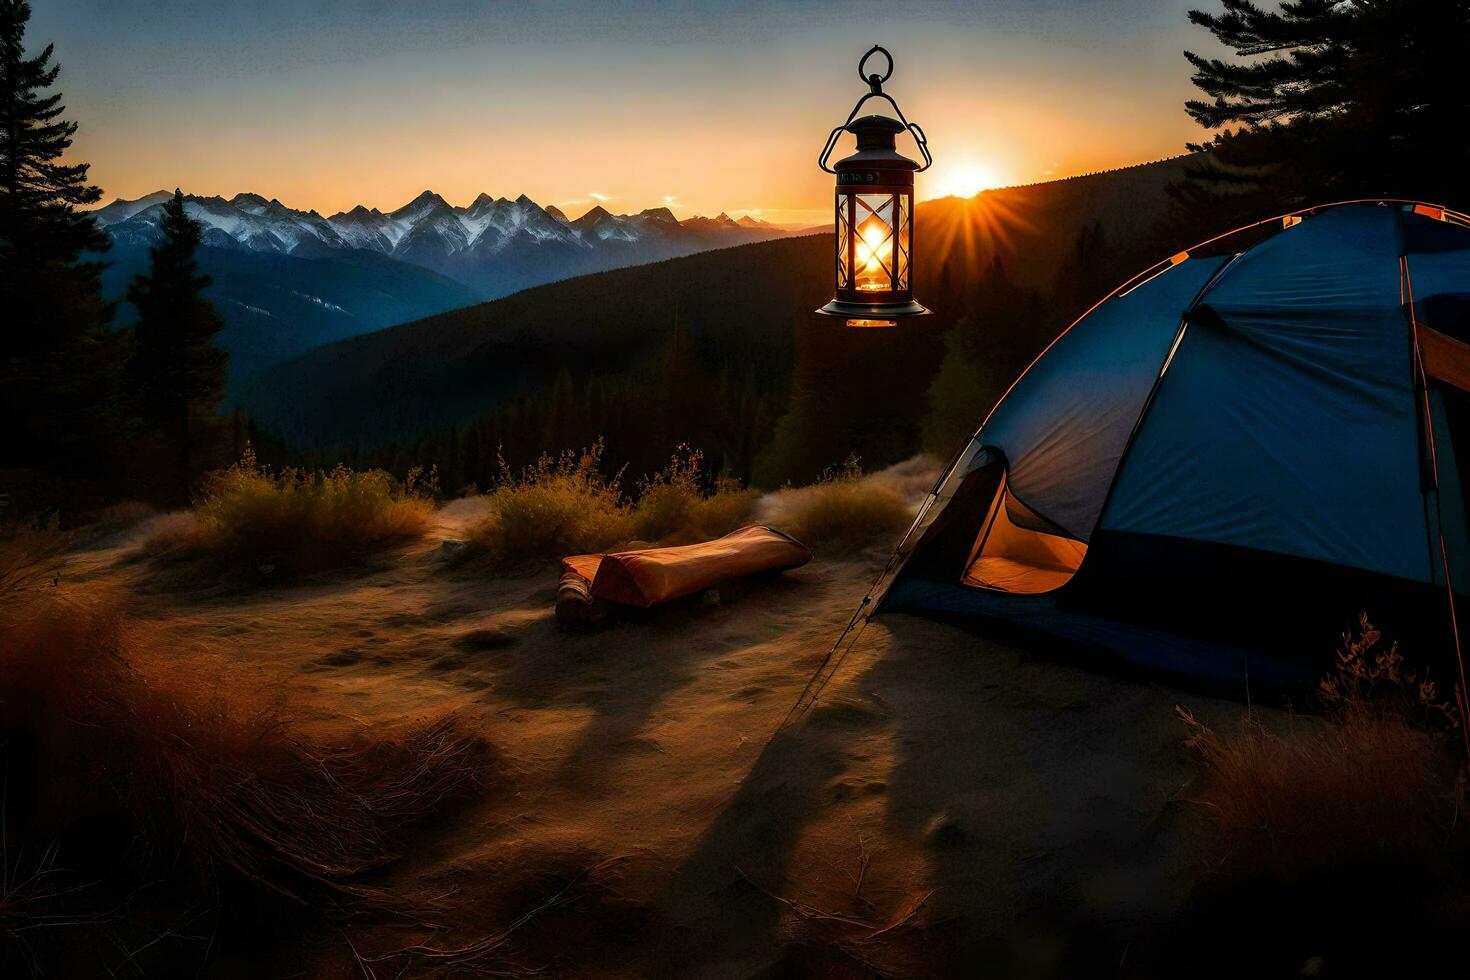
left=560, top=525, right=812, bottom=612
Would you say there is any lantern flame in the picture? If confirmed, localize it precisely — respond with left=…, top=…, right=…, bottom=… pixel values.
left=854, top=221, right=893, bottom=289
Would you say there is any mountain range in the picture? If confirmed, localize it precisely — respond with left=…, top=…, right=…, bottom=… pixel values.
left=94, top=189, right=792, bottom=298
left=240, top=156, right=1194, bottom=455
left=93, top=189, right=796, bottom=392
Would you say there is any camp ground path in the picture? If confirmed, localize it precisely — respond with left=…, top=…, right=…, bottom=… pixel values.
left=60, top=500, right=1241, bottom=978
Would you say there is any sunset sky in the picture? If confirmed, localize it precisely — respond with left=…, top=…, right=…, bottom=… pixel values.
left=35, top=0, right=1220, bottom=226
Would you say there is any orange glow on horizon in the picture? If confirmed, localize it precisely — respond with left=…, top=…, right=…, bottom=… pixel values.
left=924, top=192, right=1041, bottom=274
left=72, top=91, right=1192, bottom=227
left=42, top=0, right=1206, bottom=227
left=71, top=92, right=1192, bottom=228
left=925, top=159, right=1005, bottom=201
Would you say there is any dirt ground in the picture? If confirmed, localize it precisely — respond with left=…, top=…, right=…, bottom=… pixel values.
left=57, top=499, right=1244, bottom=978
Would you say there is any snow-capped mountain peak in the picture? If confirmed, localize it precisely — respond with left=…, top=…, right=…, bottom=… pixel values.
left=571, top=205, right=612, bottom=227
left=94, top=188, right=793, bottom=297
left=91, top=189, right=174, bottom=226
left=391, top=190, right=452, bottom=223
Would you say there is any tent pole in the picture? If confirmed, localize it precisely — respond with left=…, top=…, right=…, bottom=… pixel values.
left=777, top=601, right=874, bottom=732
left=1404, top=254, right=1470, bottom=761
left=773, top=447, right=979, bottom=733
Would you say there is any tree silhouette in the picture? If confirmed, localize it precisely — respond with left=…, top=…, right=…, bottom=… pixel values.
left=921, top=257, right=1049, bottom=455
left=128, top=189, right=227, bottom=500
left=1177, top=0, right=1470, bottom=222
left=1048, top=222, right=1113, bottom=327
left=0, top=0, right=122, bottom=480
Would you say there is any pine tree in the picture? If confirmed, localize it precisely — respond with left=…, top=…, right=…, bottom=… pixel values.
left=128, top=189, right=227, bottom=500
left=1049, top=222, right=1112, bottom=327
left=0, top=0, right=122, bottom=478
left=538, top=365, right=576, bottom=451
left=920, top=257, right=1046, bottom=455
left=1176, top=0, right=1470, bottom=222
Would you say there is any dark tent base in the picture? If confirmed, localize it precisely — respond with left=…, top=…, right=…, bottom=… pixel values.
left=879, top=575, right=1319, bottom=700
left=1071, top=530, right=1462, bottom=673
left=881, top=525, right=1464, bottom=701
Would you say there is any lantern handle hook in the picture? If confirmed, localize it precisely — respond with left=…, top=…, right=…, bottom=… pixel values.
left=859, top=44, right=892, bottom=90
left=819, top=46, right=932, bottom=174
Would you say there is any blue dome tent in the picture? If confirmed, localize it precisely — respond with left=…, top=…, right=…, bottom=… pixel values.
left=866, top=201, right=1470, bottom=699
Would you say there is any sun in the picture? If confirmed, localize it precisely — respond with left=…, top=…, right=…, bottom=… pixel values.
left=927, top=160, right=1004, bottom=200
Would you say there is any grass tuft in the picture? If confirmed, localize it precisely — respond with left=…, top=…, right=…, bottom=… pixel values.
left=1166, top=619, right=1470, bottom=970
left=1175, top=615, right=1468, bottom=899
left=1176, top=703, right=1452, bottom=875
left=631, top=444, right=757, bottom=546
left=466, top=440, right=632, bottom=567
left=144, top=446, right=435, bottom=577
left=760, top=455, right=915, bottom=553
left=465, top=441, right=758, bottom=568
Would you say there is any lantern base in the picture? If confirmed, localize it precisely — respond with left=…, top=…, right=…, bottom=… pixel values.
left=815, top=298, right=930, bottom=324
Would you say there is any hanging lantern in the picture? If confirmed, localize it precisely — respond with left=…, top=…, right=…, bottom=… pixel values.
left=817, top=45, right=931, bottom=328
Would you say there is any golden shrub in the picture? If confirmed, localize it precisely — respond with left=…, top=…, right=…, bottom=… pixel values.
left=146, top=446, right=434, bottom=575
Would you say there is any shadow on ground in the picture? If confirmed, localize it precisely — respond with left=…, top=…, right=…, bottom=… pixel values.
left=656, top=611, right=1240, bottom=978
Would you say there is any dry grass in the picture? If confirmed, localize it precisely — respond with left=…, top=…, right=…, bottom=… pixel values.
left=758, top=455, right=917, bottom=554
left=144, top=446, right=434, bottom=577
left=1176, top=705, right=1454, bottom=875
left=1166, top=620, right=1470, bottom=970
left=1176, top=615, right=1467, bottom=883
left=466, top=442, right=759, bottom=568
left=466, top=441, right=633, bottom=567
left=464, top=445, right=927, bottom=569
left=631, top=444, right=757, bottom=546
left=0, top=582, right=491, bottom=971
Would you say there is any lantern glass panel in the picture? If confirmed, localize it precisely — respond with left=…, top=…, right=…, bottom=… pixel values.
left=835, top=195, right=850, bottom=286
left=894, top=192, right=910, bottom=290
left=853, top=193, right=896, bottom=292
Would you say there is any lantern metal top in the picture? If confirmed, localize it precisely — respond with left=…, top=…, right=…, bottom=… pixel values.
left=833, top=116, right=922, bottom=176
left=818, top=46, right=931, bottom=175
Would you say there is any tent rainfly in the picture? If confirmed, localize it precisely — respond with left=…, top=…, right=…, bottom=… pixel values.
left=867, top=201, right=1470, bottom=697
